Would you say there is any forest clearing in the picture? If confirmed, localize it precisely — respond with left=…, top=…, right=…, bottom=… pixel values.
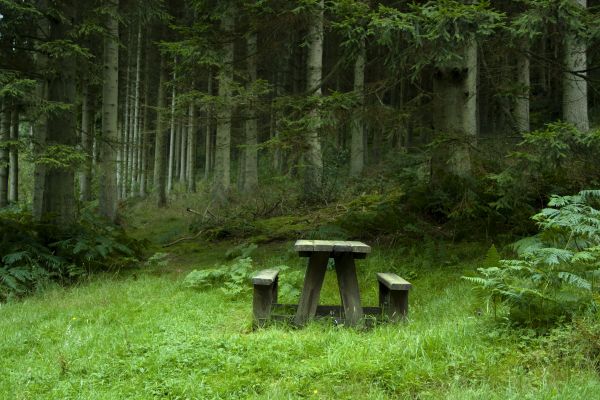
left=2, top=0, right=600, bottom=398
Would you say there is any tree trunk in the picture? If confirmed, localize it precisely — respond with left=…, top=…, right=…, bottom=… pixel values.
left=80, top=84, right=93, bottom=202
left=179, top=120, right=187, bottom=183
left=204, top=71, right=213, bottom=180
left=98, top=0, right=120, bottom=222
left=187, top=101, right=196, bottom=192
left=304, top=0, right=324, bottom=196
left=35, top=2, right=78, bottom=225
left=0, top=102, right=9, bottom=208
left=432, top=39, right=478, bottom=178
left=9, top=107, right=19, bottom=203
left=213, top=6, right=235, bottom=200
left=167, top=62, right=177, bottom=193
left=154, top=56, right=168, bottom=207
left=99, top=0, right=120, bottom=222
left=140, top=31, right=153, bottom=197
left=563, top=0, right=589, bottom=131
left=350, top=38, right=366, bottom=177
left=243, top=32, right=259, bottom=192
left=130, top=22, right=142, bottom=195
left=514, top=40, right=530, bottom=133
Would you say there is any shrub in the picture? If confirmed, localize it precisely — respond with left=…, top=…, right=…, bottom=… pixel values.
left=465, top=190, right=600, bottom=327
left=0, top=207, right=146, bottom=301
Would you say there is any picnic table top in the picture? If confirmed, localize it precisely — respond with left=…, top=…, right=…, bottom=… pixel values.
left=294, top=240, right=371, bottom=254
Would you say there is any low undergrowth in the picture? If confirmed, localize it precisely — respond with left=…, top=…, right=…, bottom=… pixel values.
left=1, top=241, right=600, bottom=399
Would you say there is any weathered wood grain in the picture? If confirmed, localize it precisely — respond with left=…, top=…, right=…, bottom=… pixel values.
left=334, top=253, right=364, bottom=326
left=252, top=269, right=279, bottom=285
left=293, top=239, right=371, bottom=254
left=293, top=252, right=329, bottom=326
left=377, top=272, right=412, bottom=290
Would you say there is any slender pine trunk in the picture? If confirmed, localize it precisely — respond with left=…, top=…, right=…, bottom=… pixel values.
left=99, top=0, right=120, bottom=222
left=0, top=102, right=9, bottom=207
left=130, top=22, right=142, bottom=195
left=515, top=40, right=530, bottom=133
left=350, top=38, right=366, bottom=177
left=187, top=100, right=196, bottom=192
left=9, top=107, right=19, bottom=203
left=154, top=57, right=168, bottom=207
left=243, top=32, right=259, bottom=192
left=167, top=62, right=177, bottom=193
left=179, top=120, right=187, bottom=183
left=303, top=0, right=324, bottom=196
left=80, top=84, right=93, bottom=201
left=213, top=6, right=235, bottom=200
left=204, top=71, right=213, bottom=180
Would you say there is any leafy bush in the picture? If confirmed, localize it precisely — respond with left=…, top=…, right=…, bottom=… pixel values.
left=465, top=190, right=600, bottom=327
left=184, top=257, right=254, bottom=297
left=0, top=207, right=146, bottom=301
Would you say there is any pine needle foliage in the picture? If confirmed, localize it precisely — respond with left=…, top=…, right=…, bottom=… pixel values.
left=465, top=190, right=600, bottom=327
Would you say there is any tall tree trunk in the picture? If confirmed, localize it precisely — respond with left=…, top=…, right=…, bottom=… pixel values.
left=0, top=102, right=9, bottom=207
left=179, top=121, right=187, bottom=183
left=304, top=0, right=324, bottom=196
left=80, top=84, right=93, bottom=201
left=350, top=38, right=366, bottom=177
left=99, top=0, right=120, bottom=222
left=35, top=2, right=78, bottom=225
left=213, top=6, right=235, bottom=199
left=122, top=27, right=133, bottom=200
left=154, top=56, right=168, bottom=207
left=187, top=101, right=196, bottom=192
left=432, top=40, right=478, bottom=178
left=243, top=32, right=259, bottom=192
left=32, top=0, right=49, bottom=221
left=9, top=107, right=19, bottom=203
left=167, top=63, right=177, bottom=193
left=139, top=31, right=153, bottom=197
left=204, top=71, right=213, bottom=180
left=563, top=0, right=589, bottom=131
left=130, top=22, right=142, bottom=195
left=514, top=40, right=530, bottom=133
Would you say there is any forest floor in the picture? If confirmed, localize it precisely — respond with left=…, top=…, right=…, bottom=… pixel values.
left=2, top=202, right=600, bottom=399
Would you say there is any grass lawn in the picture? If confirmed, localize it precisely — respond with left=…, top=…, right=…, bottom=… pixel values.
left=1, top=236, right=600, bottom=399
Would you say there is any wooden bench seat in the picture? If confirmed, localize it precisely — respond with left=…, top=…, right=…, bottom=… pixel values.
left=377, top=272, right=412, bottom=321
left=252, top=269, right=279, bottom=326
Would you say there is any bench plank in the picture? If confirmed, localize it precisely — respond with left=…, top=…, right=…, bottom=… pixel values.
left=252, top=269, right=279, bottom=285
left=377, top=273, right=412, bottom=290
left=294, top=240, right=371, bottom=254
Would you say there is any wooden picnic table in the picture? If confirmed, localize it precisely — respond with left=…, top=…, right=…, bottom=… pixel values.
left=293, top=240, right=371, bottom=327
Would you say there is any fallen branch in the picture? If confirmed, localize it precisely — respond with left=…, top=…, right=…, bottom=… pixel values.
left=162, top=230, right=204, bottom=248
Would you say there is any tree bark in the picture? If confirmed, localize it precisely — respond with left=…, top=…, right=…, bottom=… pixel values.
left=350, top=38, right=366, bottom=177
left=204, top=71, right=213, bottom=180
left=432, top=39, right=478, bottom=178
left=130, top=22, right=142, bottom=195
left=80, top=84, right=93, bottom=202
left=187, top=100, right=196, bottom=192
left=563, top=0, right=589, bottom=131
left=0, top=102, right=9, bottom=208
left=167, top=62, right=177, bottom=193
left=35, top=1, right=78, bottom=225
left=99, top=0, right=120, bottom=222
left=9, top=107, right=19, bottom=203
left=213, top=5, right=235, bottom=200
left=179, top=119, right=187, bottom=183
left=243, top=32, right=259, bottom=192
left=304, top=0, right=324, bottom=196
left=154, top=56, right=168, bottom=207
left=514, top=40, right=530, bottom=133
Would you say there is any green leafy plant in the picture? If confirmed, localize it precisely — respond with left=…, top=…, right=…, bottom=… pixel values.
left=184, top=257, right=254, bottom=297
left=465, top=190, right=600, bottom=327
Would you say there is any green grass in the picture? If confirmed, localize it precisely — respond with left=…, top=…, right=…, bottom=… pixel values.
left=1, top=240, right=600, bottom=399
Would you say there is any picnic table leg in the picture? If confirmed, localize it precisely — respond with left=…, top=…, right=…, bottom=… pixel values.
left=334, top=253, right=363, bottom=327
left=294, top=252, right=329, bottom=326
